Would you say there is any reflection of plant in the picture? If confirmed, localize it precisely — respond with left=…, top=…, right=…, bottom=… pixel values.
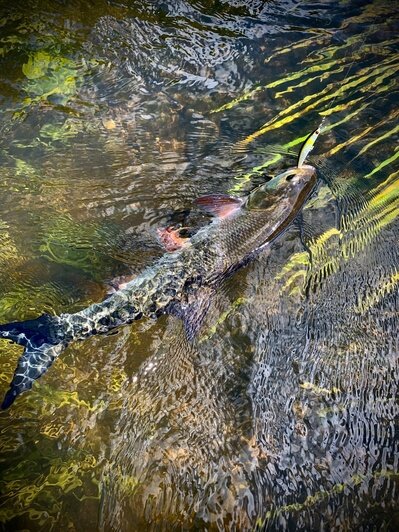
left=276, top=163, right=399, bottom=303
left=254, top=473, right=365, bottom=529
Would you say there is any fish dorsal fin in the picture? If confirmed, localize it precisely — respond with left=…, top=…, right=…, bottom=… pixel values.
left=195, top=194, right=242, bottom=219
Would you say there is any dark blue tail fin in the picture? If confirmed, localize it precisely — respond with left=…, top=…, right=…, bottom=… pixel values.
left=0, top=314, right=67, bottom=409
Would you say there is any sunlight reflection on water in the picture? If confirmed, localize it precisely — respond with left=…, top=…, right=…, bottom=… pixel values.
left=0, top=0, right=398, bottom=530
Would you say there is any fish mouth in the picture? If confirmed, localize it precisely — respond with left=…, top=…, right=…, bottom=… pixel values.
left=291, top=164, right=317, bottom=200
left=277, top=164, right=317, bottom=185
left=295, top=164, right=317, bottom=182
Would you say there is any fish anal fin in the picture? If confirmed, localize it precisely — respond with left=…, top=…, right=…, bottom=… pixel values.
left=195, top=194, right=242, bottom=219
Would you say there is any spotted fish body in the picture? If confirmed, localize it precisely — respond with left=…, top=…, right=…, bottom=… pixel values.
left=0, top=165, right=316, bottom=409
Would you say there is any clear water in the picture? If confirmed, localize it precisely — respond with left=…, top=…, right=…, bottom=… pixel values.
left=0, top=1, right=398, bottom=530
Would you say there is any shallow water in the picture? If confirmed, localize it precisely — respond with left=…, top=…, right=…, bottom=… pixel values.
left=0, top=0, right=398, bottom=530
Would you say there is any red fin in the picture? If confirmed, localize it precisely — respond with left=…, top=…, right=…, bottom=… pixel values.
left=157, top=227, right=189, bottom=252
left=195, top=194, right=242, bottom=219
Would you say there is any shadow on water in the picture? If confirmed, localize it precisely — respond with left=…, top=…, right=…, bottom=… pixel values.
left=0, top=0, right=398, bottom=530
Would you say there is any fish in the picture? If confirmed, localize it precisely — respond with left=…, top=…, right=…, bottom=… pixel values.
left=0, top=164, right=316, bottom=409
left=157, top=226, right=190, bottom=252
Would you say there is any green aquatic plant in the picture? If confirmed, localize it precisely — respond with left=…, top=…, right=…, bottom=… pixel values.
left=39, top=214, right=112, bottom=277
left=14, top=157, right=38, bottom=178
left=33, top=385, right=105, bottom=414
left=355, top=270, right=399, bottom=315
left=263, top=34, right=329, bottom=64
left=229, top=134, right=308, bottom=193
left=341, top=0, right=394, bottom=26
left=0, top=452, right=100, bottom=525
left=211, top=33, right=397, bottom=116
left=231, top=63, right=398, bottom=191
left=0, top=283, right=65, bottom=323
left=21, top=49, right=78, bottom=104
left=356, top=122, right=399, bottom=158
left=0, top=10, right=87, bottom=112
left=0, top=342, right=21, bottom=399
left=323, top=107, right=399, bottom=158
left=299, top=381, right=341, bottom=395
left=0, top=221, right=22, bottom=280
left=210, top=85, right=263, bottom=114
left=39, top=119, right=82, bottom=142
left=254, top=466, right=398, bottom=530
left=1, top=21, right=101, bottom=120
left=108, top=367, right=129, bottom=393
left=22, top=50, right=53, bottom=79
left=364, top=150, right=399, bottom=179
left=210, top=34, right=367, bottom=114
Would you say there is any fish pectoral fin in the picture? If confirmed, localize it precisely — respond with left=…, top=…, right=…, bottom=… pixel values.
left=157, top=226, right=190, bottom=252
left=166, top=290, right=214, bottom=341
left=195, top=194, right=243, bottom=219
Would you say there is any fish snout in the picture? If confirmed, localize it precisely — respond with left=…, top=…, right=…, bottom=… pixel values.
left=295, top=164, right=317, bottom=184
left=278, top=165, right=316, bottom=185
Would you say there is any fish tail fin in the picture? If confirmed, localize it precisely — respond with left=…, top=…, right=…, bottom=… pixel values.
left=0, top=314, right=67, bottom=409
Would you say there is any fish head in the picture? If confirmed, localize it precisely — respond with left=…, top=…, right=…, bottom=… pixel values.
left=246, top=164, right=317, bottom=211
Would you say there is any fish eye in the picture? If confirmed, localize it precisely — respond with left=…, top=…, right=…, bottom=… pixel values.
left=286, top=172, right=296, bottom=181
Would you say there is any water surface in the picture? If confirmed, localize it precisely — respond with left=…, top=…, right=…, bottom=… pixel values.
left=0, top=1, right=398, bottom=530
